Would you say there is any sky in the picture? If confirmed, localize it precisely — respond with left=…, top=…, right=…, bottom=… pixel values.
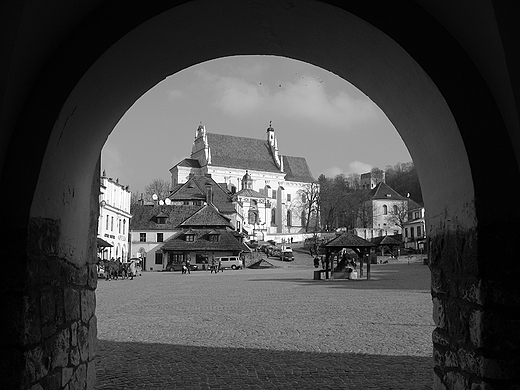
left=102, top=55, right=411, bottom=194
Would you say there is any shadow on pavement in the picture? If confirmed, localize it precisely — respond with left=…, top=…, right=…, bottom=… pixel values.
left=94, top=339, right=432, bottom=389
left=247, top=264, right=431, bottom=292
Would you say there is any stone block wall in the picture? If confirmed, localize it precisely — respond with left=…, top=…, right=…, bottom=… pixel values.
left=21, top=218, right=98, bottom=390
left=430, top=226, right=520, bottom=389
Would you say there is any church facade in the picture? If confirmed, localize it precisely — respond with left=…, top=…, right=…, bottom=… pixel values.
left=170, top=124, right=318, bottom=241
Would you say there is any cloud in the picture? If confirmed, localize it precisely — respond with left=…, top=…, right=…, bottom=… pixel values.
left=323, top=161, right=373, bottom=178
left=347, top=161, right=372, bottom=174
left=201, top=71, right=377, bottom=129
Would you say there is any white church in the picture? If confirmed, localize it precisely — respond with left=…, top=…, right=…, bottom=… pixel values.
left=170, top=123, right=318, bottom=242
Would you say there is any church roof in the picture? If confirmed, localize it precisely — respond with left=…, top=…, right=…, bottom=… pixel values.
left=206, top=133, right=315, bottom=182
left=369, top=182, right=408, bottom=201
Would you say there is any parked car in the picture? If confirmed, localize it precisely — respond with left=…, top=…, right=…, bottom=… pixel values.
left=166, top=263, right=199, bottom=272
left=281, top=251, right=294, bottom=261
left=214, top=256, right=242, bottom=270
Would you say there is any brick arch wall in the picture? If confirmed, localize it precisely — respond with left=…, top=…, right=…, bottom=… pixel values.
left=1, top=1, right=519, bottom=389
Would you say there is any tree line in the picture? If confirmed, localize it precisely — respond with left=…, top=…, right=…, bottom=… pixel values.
left=316, top=162, right=422, bottom=232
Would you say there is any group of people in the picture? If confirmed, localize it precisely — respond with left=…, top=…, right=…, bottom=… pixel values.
left=209, top=257, right=223, bottom=273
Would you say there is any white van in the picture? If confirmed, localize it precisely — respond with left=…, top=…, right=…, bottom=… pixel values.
left=215, top=256, right=243, bottom=270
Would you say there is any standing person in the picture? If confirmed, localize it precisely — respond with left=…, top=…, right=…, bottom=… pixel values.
left=186, top=258, right=191, bottom=274
left=210, top=257, right=216, bottom=273
left=218, top=258, right=223, bottom=273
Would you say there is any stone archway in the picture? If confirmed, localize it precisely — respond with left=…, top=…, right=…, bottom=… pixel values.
left=1, top=1, right=519, bottom=389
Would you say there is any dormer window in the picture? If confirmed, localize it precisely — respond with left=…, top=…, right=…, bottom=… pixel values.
left=208, top=229, right=220, bottom=242
left=157, top=217, right=167, bottom=224
left=185, top=232, right=195, bottom=242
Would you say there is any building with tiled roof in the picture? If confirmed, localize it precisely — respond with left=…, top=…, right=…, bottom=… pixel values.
left=169, top=123, right=318, bottom=241
left=130, top=202, right=248, bottom=272
left=354, top=181, right=414, bottom=240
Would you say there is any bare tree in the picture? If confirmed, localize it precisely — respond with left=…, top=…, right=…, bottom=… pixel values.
left=387, top=201, right=409, bottom=229
left=296, top=182, right=320, bottom=232
left=144, top=178, right=171, bottom=202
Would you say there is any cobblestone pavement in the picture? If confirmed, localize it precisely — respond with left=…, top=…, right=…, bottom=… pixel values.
left=94, top=252, right=434, bottom=389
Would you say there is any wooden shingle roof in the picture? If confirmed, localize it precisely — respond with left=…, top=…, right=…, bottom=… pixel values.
left=160, top=229, right=246, bottom=252
left=130, top=204, right=202, bottom=230
left=323, top=232, right=376, bottom=248
left=180, top=204, right=233, bottom=228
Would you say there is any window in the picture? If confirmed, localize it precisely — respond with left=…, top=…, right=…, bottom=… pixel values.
left=272, top=190, right=277, bottom=199
left=118, top=219, right=121, bottom=234
left=287, top=210, right=292, bottom=227
left=155, top=252, right=163, bottom=265
left=237, top=221, right=241, bottom=231
left=271, top=208, right=276, bottom=225
left=404, top=228, right=408, bottom=238
left=157, top=217, right=167, bottom=224
left=417, top=226, right=422, bottom=237
left=209, top=234, right=220, bottom=242
left=383, top=205, right=388, bottom=215
left=140, top=233, right=146, bottom=242
left=410, top=227, right=415, bottom=238
left=123, top=220, right=126, bottom=235
left=111, top=216, right=114, bottom=231
left=301, top=210, right=306, bottom=227
left=157, top=233, right=163, bottom=242
left=106, top=215, right=109, bottom=230
left=301, top=193, right=307, bottom=203
left=185, top=234, right=195, bottom=242
left=287, top=194, right=291, bottom=202
left=393, top=205, right=398, bottom=214
left=248, top=210, right=258, bottom=225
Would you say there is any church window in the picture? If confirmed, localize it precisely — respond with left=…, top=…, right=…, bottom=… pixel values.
left=287, top=210, right=292, bottom=227
left=272, top=190, right=277, bottom=199
left=383, top=205, right=388, bottom=215
left=393, top=205, right=398, bottom=214
left=248, top=210, right=258, bottom=225
left=271, top=208, right=276, bottom=225
left=287, top=194, right=291, bottom=202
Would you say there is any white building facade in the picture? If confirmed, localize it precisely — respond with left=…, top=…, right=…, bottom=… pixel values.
left=98, top=172, right=132, bottom=261
left=170, top=124, right=318, bottom=242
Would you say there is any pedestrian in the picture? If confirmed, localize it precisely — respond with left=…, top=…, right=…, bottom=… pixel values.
left=186, top=258, right=191, bottom=274
left=210, top=257, right=216, bottom=273
left=218, top=258, right=223, bottom=272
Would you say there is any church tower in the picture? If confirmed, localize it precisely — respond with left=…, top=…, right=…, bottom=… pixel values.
left=191, top=123, right=211, bottom=165
left=241, top=170, right=253, bottom=190
left=266, top=122, right=283, bottom=171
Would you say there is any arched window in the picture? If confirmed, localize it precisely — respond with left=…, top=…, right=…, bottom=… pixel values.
left=383, top=205, right=388, bottom=215
left=248, top=210, right=258, bottom=225
left=393, top=205, right=398, bottom=214
left=287, top=210, right=292, bottom=227
left=123, top=220, right=126, bottom=235
left=271, top=208, right=276, bottom=225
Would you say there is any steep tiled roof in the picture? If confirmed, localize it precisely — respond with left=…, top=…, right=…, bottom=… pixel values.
left=130, top=204, right=202, bottom=230
left=369, top=182, right=408, bottom=200
left=180, top=204, right=232, bottom=228
left=282, top=156, right=315, bottom=182
left=169, top=174, right=236, bottom=214
left=206, top=133, right=315, bottom=182
left=160, top=229, right=245, bottom=252
left=173, top=158, right=201, bottom=168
